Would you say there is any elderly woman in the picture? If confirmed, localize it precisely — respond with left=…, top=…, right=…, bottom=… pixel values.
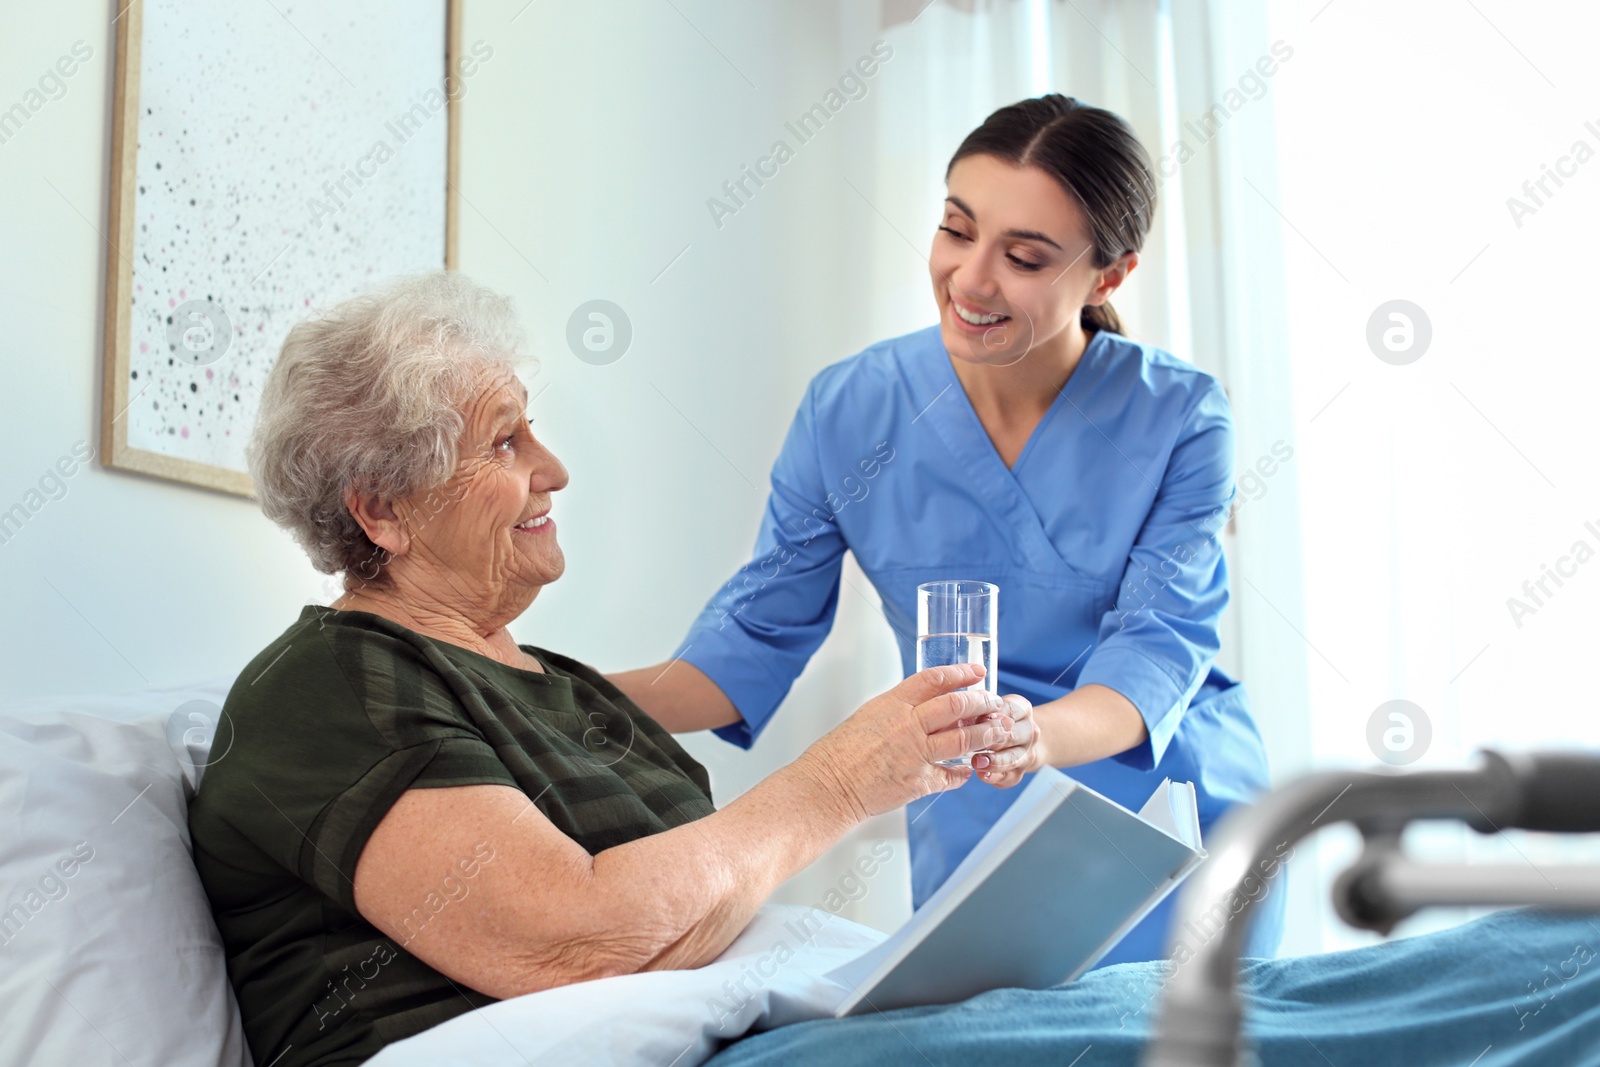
left=187, top=271, right=1024, bottom=1067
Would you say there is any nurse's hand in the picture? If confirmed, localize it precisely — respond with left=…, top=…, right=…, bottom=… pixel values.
left=795, top=664, right=1014, bottom=820
left=967, top=694, right=1045, bottom=788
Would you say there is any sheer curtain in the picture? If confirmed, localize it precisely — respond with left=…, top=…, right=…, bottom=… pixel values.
left=1256, top=1, right=1600, bottom=955
left=1140, top=0, right=1600, bottom=956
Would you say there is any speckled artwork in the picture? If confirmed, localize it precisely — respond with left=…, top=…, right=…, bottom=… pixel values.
left=123, top=0, right=449, bottom=476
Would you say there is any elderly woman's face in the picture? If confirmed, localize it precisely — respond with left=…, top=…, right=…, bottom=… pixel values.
left=395, top=367, right=568, bottom=601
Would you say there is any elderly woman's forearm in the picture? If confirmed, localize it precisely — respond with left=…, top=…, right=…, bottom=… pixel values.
left=572, top=754, right=861, bottom=977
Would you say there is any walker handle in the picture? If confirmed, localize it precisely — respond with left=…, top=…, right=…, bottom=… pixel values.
left=1490, top=750, right=1600, bottom=834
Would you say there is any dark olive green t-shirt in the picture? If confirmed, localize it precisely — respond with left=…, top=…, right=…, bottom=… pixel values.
left=188, top=605, right=717, bottom=1067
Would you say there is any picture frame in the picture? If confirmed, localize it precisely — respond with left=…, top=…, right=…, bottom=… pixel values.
left=100, top=0, right=463, bottom=497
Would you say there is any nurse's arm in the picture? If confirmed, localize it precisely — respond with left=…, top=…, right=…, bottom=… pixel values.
left=607, top=660, right=742, bottom=732
left=1033, top=683, right=1149, bottom=767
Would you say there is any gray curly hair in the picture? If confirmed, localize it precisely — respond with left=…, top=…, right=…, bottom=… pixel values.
left=247, top=270, right=531, bottom=582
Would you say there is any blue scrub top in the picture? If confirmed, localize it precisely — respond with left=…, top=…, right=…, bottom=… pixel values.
left=673, top=325, right=1281, bottom=963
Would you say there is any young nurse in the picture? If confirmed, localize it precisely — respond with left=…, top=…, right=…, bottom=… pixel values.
left=610, top=94, right=1283, bottom=964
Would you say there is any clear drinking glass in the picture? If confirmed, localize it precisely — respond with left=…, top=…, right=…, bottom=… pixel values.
left=915, top=580, right=999, bottom=768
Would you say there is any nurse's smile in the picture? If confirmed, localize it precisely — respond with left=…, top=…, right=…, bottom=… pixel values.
left=948, top=292, right=1012, bottom=332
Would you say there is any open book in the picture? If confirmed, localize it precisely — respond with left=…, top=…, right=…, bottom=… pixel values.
left=826, top=768, right=1205, bottom=1016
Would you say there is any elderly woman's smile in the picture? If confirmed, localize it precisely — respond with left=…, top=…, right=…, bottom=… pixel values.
left=447, top=370, right=567, bottom=573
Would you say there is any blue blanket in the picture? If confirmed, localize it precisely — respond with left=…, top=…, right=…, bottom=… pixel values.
left=704, top=909, right=1600, bottom=1067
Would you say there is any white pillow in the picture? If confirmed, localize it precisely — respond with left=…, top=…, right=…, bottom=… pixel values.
left=0, top=674, right=252, bottom=1067
left=368, top=903, right=884, bottom=1067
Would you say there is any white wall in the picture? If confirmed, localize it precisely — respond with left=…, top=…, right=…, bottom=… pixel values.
left=0, top=6, right=329, bottom=700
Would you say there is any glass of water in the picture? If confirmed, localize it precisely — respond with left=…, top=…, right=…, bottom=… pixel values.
left=916, top=580, right=998, bottom=768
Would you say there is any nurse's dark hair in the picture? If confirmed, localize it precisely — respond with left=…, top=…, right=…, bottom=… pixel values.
left=946, top=94, right=1156, bottom=337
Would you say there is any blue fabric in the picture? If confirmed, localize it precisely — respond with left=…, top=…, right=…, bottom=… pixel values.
left=703, top=909, right=1600, bottom=1067
left=673, top=324, right=1277, bottom=960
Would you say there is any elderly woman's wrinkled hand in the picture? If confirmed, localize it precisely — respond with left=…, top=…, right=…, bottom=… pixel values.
left=795, top=664, right=1013, bottom=821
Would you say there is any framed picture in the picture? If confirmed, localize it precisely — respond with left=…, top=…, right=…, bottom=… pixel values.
left=101, top=0, right=464, bottom=497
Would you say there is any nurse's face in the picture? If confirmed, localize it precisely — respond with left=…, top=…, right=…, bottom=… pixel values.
left=929, top=153, right=1132, bottom=367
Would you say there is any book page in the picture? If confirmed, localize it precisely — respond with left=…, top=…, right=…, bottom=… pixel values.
left=1137, top=778, right=1179, bottom=837
left=1136, top=778, right=1202, bottom=849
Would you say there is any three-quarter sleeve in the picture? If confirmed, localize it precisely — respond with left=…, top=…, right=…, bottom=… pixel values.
left=1074, top=379, right=1237, bottom=770
left=673, top=381, right=849, bottom=748
left=198, top=633, right=518, bottom=917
